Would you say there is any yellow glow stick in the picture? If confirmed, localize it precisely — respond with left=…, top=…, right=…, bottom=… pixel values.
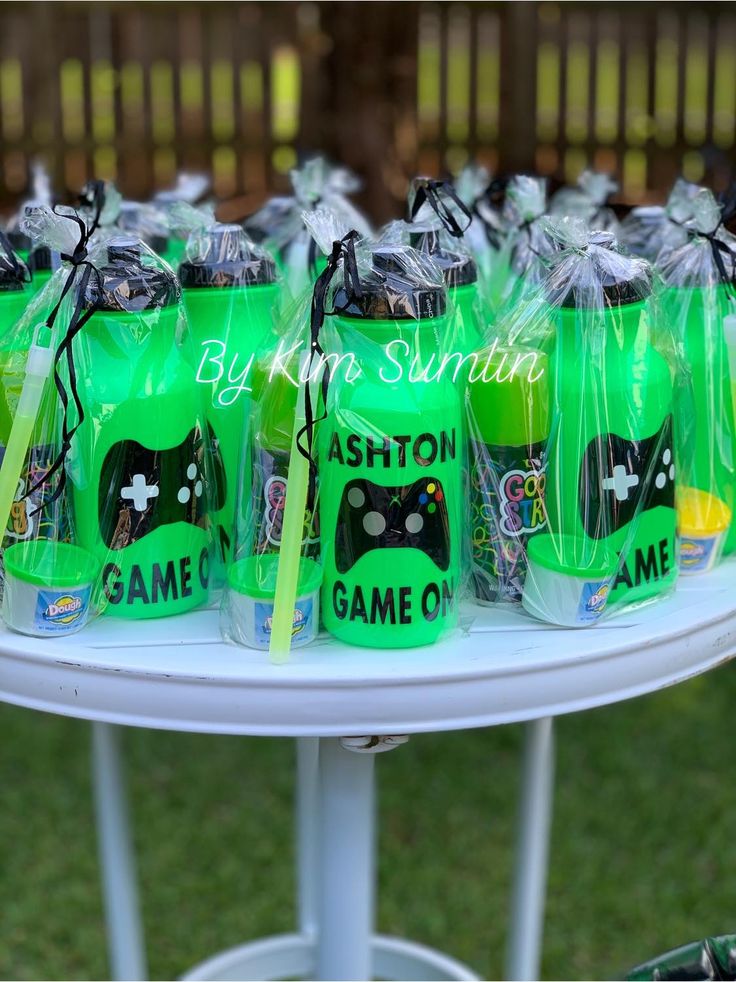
left=269, top=353, right=311, bottom=665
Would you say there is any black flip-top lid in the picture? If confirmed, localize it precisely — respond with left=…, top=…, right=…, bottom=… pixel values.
left=0, top=244, right=29, bottom=292
left=409, top=228, right=477, bottom=288
left=83, top=236, right=179, bottom=312
left=553, top=231, right=653, bottom=309
left=7, top=229, right=31, bottom=254
left=179, top=224, right=277, bottom=288
left=28, top=246, right=62, bottom=274
left=332, top=247, right=446, bottom=320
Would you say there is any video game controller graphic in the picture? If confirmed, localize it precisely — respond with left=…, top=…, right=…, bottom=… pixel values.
left=99, top=424, right=226, bottom=550
left=334, top=477, right=450, bottom=574
left=578, top=415, right=675, bottom=540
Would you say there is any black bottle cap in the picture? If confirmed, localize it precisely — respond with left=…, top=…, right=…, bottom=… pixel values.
left=554, top=234, right=653, bottom=309
left=409, top=227, right=477, bottom=288
left=7, top=229, right=31, bottom=254
left=28, top=246, right=62, bottom=274
left=332, top=247, right=447, bottom=320
left=83, top=235, right=179, bottom=311
left=179, top=224, right=277, bottom=288
left=0, top=245, right=29, bottom=292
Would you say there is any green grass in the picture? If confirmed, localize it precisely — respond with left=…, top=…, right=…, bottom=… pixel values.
left=1, top=663, right=736, bottom=980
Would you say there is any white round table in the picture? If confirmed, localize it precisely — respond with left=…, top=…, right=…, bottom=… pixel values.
left=1, top=562, right=735, bottom=981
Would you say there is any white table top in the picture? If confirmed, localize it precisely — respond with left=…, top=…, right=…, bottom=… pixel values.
left=0, top=562, right=734, bottom=737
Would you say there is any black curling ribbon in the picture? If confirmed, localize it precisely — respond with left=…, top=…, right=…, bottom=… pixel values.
left=409, top=178, right=472, bottom=238
left=688, top=184, right=736, bottom=302
left=295, top=230, right=362, bottom=503
left=24, top=184, right=106, bottom=514
left=475, top=175, right=508, bottom=251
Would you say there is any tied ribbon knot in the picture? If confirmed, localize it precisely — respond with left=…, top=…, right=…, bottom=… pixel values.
left=474, top=176, right=508, bottom=251
left=295, top=230, right=362, bottom=503
left=409, top=178, right=472, bottom=238
left=24, top=182, right=107, bottom=515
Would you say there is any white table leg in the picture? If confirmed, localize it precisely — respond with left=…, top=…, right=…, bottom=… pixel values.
left=296, top=736, right=320, bottom=938
left=316, top=737, right=375, bottom=980
left=92, top=722, right=148, bottom=981
left=505, top=717, right=555, bottom=982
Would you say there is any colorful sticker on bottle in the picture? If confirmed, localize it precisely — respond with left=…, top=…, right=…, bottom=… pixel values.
left=0, top=443, right=67, bottom=545
left=34, top=585, right=91, bottom=634
left=252, top=448, right=320, bottom=558
left=470, top=440, right=547, bottom=603
left=576, top=579, right=611, bottom=624
left=253, top=596, right=315, bottom=647
left=680, top=535, right=719, bottom=573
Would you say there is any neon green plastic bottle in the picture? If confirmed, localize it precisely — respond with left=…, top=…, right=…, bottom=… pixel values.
left=180, top=224, right=280, bottom=564
left=545, top=245, right=677, bottom=607
left=319, top=248, right=462, bottom=648
left=662, top=282, right=736, bottom=554
left=0, top=247, right=33, bottom=431
left=70, top=237, right=212, bottom=618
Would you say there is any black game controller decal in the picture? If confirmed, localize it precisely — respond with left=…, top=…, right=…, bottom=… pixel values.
left=579, top=415, right=675, bottom=540
left=99, top=424, right=225, bottom=550
left=335, top=477, right=450, bottom=574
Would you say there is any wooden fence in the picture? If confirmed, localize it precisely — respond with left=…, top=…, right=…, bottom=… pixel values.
left=0, top=1, right=734, bottom=221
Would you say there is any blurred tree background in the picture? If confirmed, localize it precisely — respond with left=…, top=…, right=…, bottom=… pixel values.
left=0, top=2, right=734, bottom=222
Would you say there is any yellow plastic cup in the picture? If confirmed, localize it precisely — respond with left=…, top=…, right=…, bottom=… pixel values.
left=677, top=487, right=732, bottom=575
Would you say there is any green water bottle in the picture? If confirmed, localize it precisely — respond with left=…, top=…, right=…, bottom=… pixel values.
left=70, top=237, right=212, bottom=618
left=545, top=239, right=677, bottom=607
left=179, top=224, right=280, bottom=563
left=319, top=248, right=462, bottom=648
left=662, top=280, right=736, bottom=556
left=467, top=344, right=550, bottom=603
left=409, top=227, right=483, bottom=352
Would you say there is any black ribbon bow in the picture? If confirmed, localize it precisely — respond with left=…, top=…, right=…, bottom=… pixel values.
left=24, top=184, right=106, bottom=515
left=409, top=178, right=472, bottom=238
left=295, top=230, right=362, bottom=502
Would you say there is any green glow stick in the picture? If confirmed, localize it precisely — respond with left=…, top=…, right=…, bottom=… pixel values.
left=269, top=353, right=311, bottom=664
left=0, top=326, right=53, bottom=540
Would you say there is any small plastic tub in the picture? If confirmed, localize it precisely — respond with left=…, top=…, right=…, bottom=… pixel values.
left=678, top=486, right=732, bottom=575
left=226, top=554, right=322, bottom=649
left=3, top=540, right=100, bottom=637
left=522, top=534, right=617, bottom=627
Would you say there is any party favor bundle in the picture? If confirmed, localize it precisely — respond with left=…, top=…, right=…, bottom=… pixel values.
left=467, top=219, right=678, bottom=626
left=221, top=211, right=465, bottom=653
left=659, top=188, right=736, bottom=573
left=0, top=201, right=217, bottom=637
